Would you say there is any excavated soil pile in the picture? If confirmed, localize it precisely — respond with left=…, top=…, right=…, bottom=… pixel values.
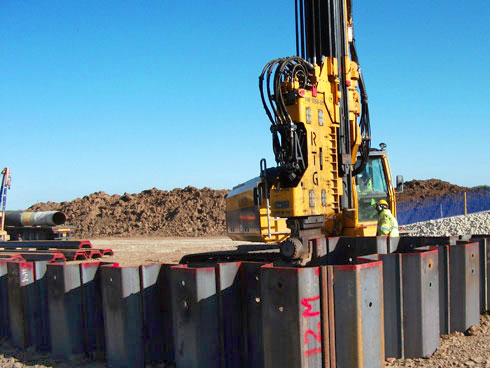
left=28, top=187, right=229, bottom=238
left=27, top=179, right=480, bottom=238
left=396, top=179, right=470, bottom=202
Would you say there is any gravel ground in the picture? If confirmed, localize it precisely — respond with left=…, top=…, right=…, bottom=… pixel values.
left=0, top=342, right=106, bottom=368
left=403, top=211, right=490, bottom=236
left=385, top=313, right=490, bottom=368
left=0, top=339, right=169, bottom=368
left=91, top=236, right=247, bottom=266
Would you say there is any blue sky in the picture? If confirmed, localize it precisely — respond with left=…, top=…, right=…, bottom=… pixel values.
left=1, top=0, right=489, bottom=209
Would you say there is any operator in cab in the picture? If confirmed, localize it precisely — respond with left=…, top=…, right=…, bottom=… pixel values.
left=356, top=172, right=373, bottom=195
left=376, top=200, right=399, bottom=237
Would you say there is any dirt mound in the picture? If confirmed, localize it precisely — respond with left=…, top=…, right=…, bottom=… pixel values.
left=396, top=179, right=470, bottom=203
left=26, top=179, right=478, bottom=238
left=28, top=187, right=229, bottom=238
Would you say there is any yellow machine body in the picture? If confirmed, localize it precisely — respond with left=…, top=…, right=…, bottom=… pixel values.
left=225, top=0, right=399, bottom=244
left=226, top=57, right=398, bottom=242
left=226, top=177, right=290, bottom=243
left=268, top=58, right=360, bottom=220
left=226, top=151, right=397, bottom=243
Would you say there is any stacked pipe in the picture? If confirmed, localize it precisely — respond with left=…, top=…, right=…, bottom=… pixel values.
left=5, top=211, right=67, bottom=227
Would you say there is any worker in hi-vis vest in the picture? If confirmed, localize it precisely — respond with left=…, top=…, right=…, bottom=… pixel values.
left=356, top=172, right=373, bottom=195
left=376, top=199, right=399, bottom=237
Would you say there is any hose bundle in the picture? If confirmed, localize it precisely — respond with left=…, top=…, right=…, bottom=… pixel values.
left=258, top=57, right=314, bottom=181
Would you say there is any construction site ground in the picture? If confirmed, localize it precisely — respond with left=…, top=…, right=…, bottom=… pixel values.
left=1, top=180, right=487, bottom=367
left=0, top=236, right=489, bottom=368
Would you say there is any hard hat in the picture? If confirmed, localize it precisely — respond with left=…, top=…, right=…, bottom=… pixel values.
left=377, top=199, right=388, bottom=207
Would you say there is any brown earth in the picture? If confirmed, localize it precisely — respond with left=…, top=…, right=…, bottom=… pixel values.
left=28, top=186, right=229, bottom=238
left=396, top=179, right=470, bottom=202
left=27, top=179, right=478, bottom=239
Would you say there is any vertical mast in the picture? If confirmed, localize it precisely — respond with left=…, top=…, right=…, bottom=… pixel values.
left=296, top=0, right=354, bottom=210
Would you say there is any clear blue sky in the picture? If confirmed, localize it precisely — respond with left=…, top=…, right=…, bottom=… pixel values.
left=1, top=0, right=489, bottom=210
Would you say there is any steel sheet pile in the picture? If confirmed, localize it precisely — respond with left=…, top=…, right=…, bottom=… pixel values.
left=0, top=235, right=489, bottom=368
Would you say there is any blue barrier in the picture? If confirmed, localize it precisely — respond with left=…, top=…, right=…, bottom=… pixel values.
left=397, top=190, right=490, bottom=225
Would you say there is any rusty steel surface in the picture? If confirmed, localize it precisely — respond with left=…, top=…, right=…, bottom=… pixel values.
left=0, top=250, right=66, bottom=262
left=100, top=265, right=145, bottom=368
left=33, top=260, right=51, bottom=352
left=140, top=263, right=173, bottom=365
left=0, top=260, right=9, bottom=339
left=318, top=265, right=336, bottom=368
left=88, top=249, right=103, bottom=258
left=450, top=242, right=480, bottom=332
left=377, top=253, right=404, bottom=358
left=98, top=248, right=114, bottom=256
left=0, top=240, right=92, bottom=250
left=332, top=259, right=385, bottom=368
left=261, top=264, right=323, bottom=368
left=326, top=266, right=336, bottom=368
left=170, top=265, right=220, bottom=368
left=7, top=261, right=51, bottom=352
left=437, top=245, right=451, bottom=334
left=0, top=234, right=489, bottom=367
left=5, top=211, right=66, bottom=227
left=312, top=237, right=336, bottom=368
left=0, top=254, right=23, bottom=260
left=54, top=249, right=89, bottom=261
left=240, top=262, right=266, bottom=367
left=400, top=249, right=440, bottom=358
left=472, top=236, right=489, bottom=312
left=394, top=236, right=461, bottom=253
left=7, top=261, right=34, bottom=349
left=5, top=211, right=66, bottom=226
left=46, top=263, right=84, bottom=360
left=24, top=252, right=65, bottom=263
left=484, top=237, right=489, bottom=312
left=325, top=236, right=389, bottom=264
left=158, top=264, right=176, bottom=363
left=80, top=262, right=106, bottom=359
left=216, top=262, right=244, bottom=368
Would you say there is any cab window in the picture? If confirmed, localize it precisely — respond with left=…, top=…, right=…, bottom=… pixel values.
left=355, top=157, right=389, bottom=221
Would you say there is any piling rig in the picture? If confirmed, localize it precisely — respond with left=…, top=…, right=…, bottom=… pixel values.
left=225, top=0, right=403, bottom=264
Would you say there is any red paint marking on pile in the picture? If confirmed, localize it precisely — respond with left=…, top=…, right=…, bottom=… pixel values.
left=301, top=296, right=320, bottom=318
left=301, top=295, right=322, bottom=357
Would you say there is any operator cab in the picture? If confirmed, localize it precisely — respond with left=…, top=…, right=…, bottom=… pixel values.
left=355, top=152, right=389, bottom=221
left=354, top=147, right=403, bottom=225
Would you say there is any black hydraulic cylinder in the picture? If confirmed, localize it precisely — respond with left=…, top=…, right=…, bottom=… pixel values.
left=298, top=0, right=338, bottom=64
left=5, top=211, right=66, bottom=227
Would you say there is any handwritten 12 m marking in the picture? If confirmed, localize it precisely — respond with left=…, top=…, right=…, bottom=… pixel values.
left=301, top=295, right=322, bottom=357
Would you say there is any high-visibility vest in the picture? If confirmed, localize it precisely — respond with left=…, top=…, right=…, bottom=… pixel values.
left=356, top=179, right=373, bottom=195
left=377, top=209, right=399, bottom=237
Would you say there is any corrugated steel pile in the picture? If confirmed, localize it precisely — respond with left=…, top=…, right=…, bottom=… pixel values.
left=0, top=235, right=489, bottom=367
